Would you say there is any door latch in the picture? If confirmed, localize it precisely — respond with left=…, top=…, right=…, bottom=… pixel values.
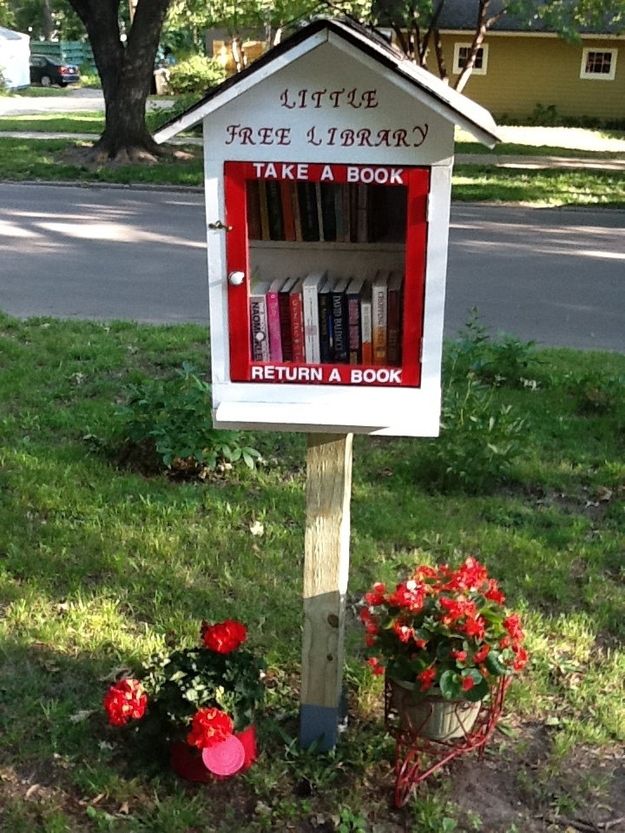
left=208, top=220, right=232, bottom=231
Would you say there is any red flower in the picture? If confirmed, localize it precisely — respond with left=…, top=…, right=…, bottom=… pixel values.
left=463, top=616, right=486, bottom=640
left=367, top=657, right=385, bottom=676
left=503, top=614, right=524, bottom=642
left=201, top=620, right=247, bottom=654
left=392, top=622, right=414, bottom=643
left=103, top=679, right=147, bottom=727
left=451, top=649, right=467, bottom=662
left=187, top=707, right=233, bottom=749
left=484, top=579, right=506, bottom=605
left=418, top=666, right=437, bottom=692
left=512, top=646, right=529, bottom=672
left=364, top=582, right=386, bottom=606
left=389, top=580, right=425, bottom=612
left=461, top=675, right=475, bottom=692
left=473, top=644, right=491, bottom=664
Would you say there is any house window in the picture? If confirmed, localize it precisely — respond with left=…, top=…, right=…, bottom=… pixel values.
left=453, top=43, right=488, bottom=76
left=580, top=48, right=617, bottom=80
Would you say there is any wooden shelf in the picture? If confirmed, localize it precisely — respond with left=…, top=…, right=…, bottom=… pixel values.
left=249, top=240, right=404, bottom=253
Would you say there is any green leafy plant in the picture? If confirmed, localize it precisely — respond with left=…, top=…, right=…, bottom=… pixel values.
left=569, top=372, right=623, bottom=415
left=337, top=806, right=368, bottom=832
left=446, top=310, right=540, bottom=389
left=360, top=558, right=528, bottom=702
left=419, top=378, right=526, bottom=493
left=166, top=55, right=226, bottom=95
left=117, top=363, right=260, bottom=475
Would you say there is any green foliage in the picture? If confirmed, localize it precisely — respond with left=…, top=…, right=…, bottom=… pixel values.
left=141, top=642, right=265, bottom=738
left=337, top=806, right=368, bottom=832
left=79, top=64, right=101, bottom=88
left=419, top=378, right=526, bottom=493
left=446, top=311, right=541, bottom=389
left=166, top=55, right=226, bottom=95
left=116, top=363, right=260, bottom=475
left=146, top=93, right=199, bottom=134
left=569, top=371, right=624, bottom=415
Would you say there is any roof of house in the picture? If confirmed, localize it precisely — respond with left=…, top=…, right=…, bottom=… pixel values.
left=0, top=26, right=29, bottom=41
left=435, top=0, right=624, bottom=35
left=153, top=16, right=500, bottom=148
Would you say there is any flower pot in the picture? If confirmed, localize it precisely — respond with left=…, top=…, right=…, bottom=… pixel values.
left=389, top=679, right=481, bottom=741
left=170, top=725, right=257, bottom=782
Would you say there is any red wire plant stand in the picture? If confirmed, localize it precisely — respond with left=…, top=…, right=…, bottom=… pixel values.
left=385, top=675, right=511, bottom=808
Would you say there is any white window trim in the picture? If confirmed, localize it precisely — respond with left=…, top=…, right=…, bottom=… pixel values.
left=452, top=42, right=489, bottom=76
left=580, top=47, right=618, bottom=80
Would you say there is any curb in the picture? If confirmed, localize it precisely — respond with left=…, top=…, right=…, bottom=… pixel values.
left=0, top=178, right=204, bottom=194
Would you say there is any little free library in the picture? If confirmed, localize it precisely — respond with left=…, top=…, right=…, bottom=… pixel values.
left=155, top=17, right=499, bottom=439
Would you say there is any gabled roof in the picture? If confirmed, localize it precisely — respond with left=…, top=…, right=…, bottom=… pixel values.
left=0, top=26, right=29, bottom=41
left=153, top=17, right=500, bottom=148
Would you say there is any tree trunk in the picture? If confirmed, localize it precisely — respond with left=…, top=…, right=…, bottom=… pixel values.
left=67, top=0, right=172, bottom=162
left=43, top=0, right=55, bottom=40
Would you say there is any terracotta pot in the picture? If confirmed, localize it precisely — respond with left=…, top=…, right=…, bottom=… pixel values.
left=389, top=679, right=481, bottom=741
left=170, top=725, right=257, bottom=782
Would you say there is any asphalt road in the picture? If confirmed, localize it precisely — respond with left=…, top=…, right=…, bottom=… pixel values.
left=1, top=182, right=623, bottom=351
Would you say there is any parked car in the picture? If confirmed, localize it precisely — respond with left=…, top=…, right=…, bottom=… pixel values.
left=29, top=55, right=80, bottom=87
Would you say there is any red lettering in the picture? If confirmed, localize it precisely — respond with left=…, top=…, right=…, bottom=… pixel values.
left=280, top=89, right=295, bottom=109
left=340, top=129, right=355, bottom=146
left=393, top=129, right=409, bottom=147
left=306, top=126, right=322, bottom=146
left=357, top=128, right=373, bottom=147
left=276, top=127, right=291, bottom=145
left=362, top=90, right=378, bottom=108
left=329, top=89, right=344, bottom=107
left=258, top=127, right=273, bottom=145
left=311, top=89, right=327, bottom=108
left=413, top=124, right=429, bottom=146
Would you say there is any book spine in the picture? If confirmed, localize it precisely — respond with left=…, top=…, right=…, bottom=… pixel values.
left=332, top=291, right=348, bottom=364
left=315, top=182, right=325, bottom=243
left=250, top=295, right=269, bottom=361
left=246, top=180, right=262, bottom=240
left=321, top=183, right=337, bottom=242
left=292, top=182, right=303, bottom=242
left=298, top=182, right=319, bottom=241
left=278, top=290, right=293, bottom=361
left=290, top=292, right=305, bottom=363
left=303, top=283, right=321, bottom=363
left=356, top=184, right=368, bottom=243
left=387, top=284, right=403, bottom=366
left=266, top=180, right=284, bottom=240
left=266, top=290, right=283, bottom=362
left=347, top=292, right=362, bottom=364
left=372, top=282, right=388, bottom=365
left=318, top=292, right=333, bottom=363
left=258, top=181, right=270, bottom=241
left=361, top=297, right=372, bottom=365
left=280, top=180, right=296, bottom=241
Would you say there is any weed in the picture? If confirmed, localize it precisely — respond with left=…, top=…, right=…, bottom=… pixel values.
left=337, top=805, right=368, bottom=832
left=411, top=793, right=458, bottom=832
left=115, top=362, right=260, bottom=476
left=418, top=378, right=526, bottom=493
left=569, top=372, right=624, bottom=415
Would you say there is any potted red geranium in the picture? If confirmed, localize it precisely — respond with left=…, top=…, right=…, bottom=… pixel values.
left=360, top=557, right=527, bottom=740
left=103, top=619, right=264, bottom=780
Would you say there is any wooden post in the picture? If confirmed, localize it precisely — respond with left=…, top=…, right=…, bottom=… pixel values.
left=300, top=432, right=353, bottom=750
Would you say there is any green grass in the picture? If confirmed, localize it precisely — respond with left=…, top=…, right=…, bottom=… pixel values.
left=452, top=164, right=625, bottom=207
left=0, top=112, right=104, bottom=134
left=10, top=85, right=74, bottom=96
left=456, top=140, right=625, bottom=159
left=0, top=313, right=624, bottom=831
left=0, top=138, right=203, bottom=186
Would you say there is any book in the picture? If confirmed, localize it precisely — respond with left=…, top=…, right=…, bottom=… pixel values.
left=298, top=182, right=319, bottom=241
left=386, top=271, right=403, bottom=366
left=360, top=282, right=373, bottom=365
left=372, top=270, right=389, bottom=365
left=266, top=180, right=284, bottom=240
left=249, top=280, right=270, bottom=361
left=341, top=184, right=351, bottom=243
left=258, top=181, right=270, bottom=241
left=280, top=181, right=296, bottom=241
left=318, top=277, right=335, bottom=363
left=330, top=277, right=350, bottom=364
left=315, top=182, right=325, bottom=243
left=334, top=184, right=345, bottom=243
left=302, top=271, right=326, bottom=364
left=266, top=278, right=285, bottom=362
left=289, top=279, right=305, bottom=363
left=292, top=182, right=303, bottom=242
left=346, top=277, right=366, bottom=364
left=246, top=180, right=262, bottom=240
left=320, top=183, right=337, bottom=242
left=356, top=184, right=369, bottom=243
left=279, top=276, right=298, bottom=361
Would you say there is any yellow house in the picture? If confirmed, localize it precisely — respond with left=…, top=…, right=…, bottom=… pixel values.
left=431, top=3, right=625, bottom=122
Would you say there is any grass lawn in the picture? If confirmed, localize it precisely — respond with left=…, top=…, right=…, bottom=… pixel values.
left=0, top=313, right=624, bottom=832
left=1, top=137, right=624, bottom=207
left=0, top=112, right=104, bottom=134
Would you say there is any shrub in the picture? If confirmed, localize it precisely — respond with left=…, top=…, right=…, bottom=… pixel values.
left=116, top=363, right=260, bottom=476
left=146, top=92, right=199, bottom=134
left=418, top=378, right=526, bottom=493
left=166, top=55, right=226, bottom=96
left=569, top=372, right=624, bottom=415
left=446, top=311, right=540, bottom=389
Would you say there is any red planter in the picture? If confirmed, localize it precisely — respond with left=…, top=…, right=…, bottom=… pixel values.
left=170, top=725, right=257, bottom=783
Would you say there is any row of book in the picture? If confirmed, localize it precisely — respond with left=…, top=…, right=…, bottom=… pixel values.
left=246, top=180, right=407, bottom=245
left=249, top=270, right=403, bottom=367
